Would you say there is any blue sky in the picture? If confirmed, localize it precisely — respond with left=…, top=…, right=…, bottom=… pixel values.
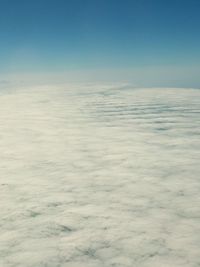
left=0, top=0, right=200, bottom=86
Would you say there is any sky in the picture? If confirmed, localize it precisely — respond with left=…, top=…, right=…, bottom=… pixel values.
left=0, top=0, right=200, bottom=87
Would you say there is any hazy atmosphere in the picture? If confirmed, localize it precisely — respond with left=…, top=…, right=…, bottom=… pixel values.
left=1, top=0, right=200, bottom=86
left=0, top=1, right=200, bottom=267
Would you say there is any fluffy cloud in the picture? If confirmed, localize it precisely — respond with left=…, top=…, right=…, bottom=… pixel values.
left=0, top=84, right=199, bottom=267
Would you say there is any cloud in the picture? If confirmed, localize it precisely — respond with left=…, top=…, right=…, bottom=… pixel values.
left=0, top=84, right=199, bottom=267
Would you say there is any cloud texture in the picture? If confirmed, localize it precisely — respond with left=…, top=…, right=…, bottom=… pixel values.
left=0, top=84, right=200, bottom=267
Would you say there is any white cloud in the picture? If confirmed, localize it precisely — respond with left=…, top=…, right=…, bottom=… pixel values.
left=0, top=84, right=200, bottom=267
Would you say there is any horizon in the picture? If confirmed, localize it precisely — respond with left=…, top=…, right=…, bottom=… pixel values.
left=1, top=2, right=200, bottom=266
left=0, top=0, right=200, bottom=87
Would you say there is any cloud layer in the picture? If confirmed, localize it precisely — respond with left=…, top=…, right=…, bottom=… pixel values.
left=0, top=84, right=200, bottom=267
